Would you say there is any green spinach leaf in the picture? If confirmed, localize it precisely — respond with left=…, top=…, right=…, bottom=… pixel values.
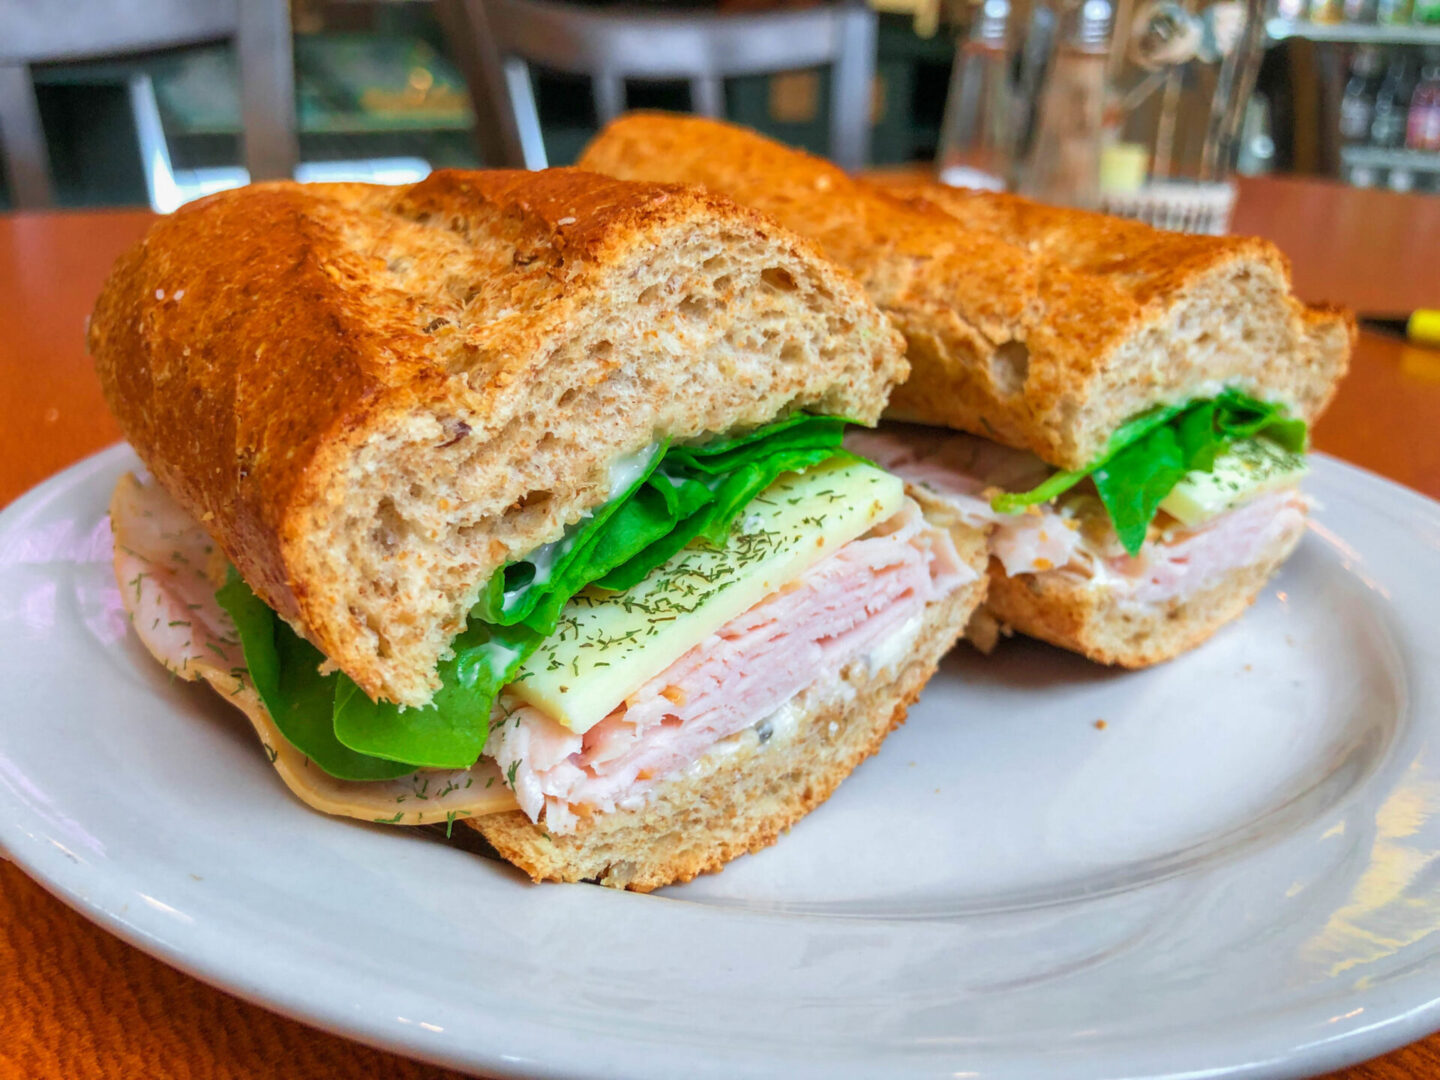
left=990, top=390, right=1307, bottom=556
left=596, top=444, right=850, bottom=591
left=216, top=570, right=414, bottom=780
left=332, top=621, right=543, bottom=768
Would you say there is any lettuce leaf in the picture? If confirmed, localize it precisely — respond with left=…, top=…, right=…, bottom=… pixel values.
left=219, top=414, right=857, bottom=776
left=216, top=570, right=414, bottom=780
left=332, top=621, right=543, bottom=768
left=991, top=390, right=1307, bottom=557
left=470, top=441, right=669, bottom=633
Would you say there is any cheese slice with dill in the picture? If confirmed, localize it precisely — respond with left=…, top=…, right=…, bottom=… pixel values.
left=1159, top=438, right=1307, bottom=527
left=508, top=458, right=905, bottom=733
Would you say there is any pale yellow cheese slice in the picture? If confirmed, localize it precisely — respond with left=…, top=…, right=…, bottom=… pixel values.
left=1159, top=438, right=1307, bottom=527
left=508, top=458, right=905, bottom=733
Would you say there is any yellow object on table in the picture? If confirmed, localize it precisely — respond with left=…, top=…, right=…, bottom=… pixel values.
left=1408, top=310, right=1440, bottom=348
left=1100, top=141, right=1150, bottom=193
left=868, top=0, right=942, bottom=37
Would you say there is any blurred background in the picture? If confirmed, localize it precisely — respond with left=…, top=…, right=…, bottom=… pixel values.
left=0, top=0, right=1437, bottom=227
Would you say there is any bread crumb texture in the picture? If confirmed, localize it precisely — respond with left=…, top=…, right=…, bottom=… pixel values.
left=88, top=168, right=907, bottom=706
left=580, top=114, right=1354, bottom=471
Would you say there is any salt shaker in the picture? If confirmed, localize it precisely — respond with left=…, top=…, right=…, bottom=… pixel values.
left=1018, top=0, right=1113, bottom=209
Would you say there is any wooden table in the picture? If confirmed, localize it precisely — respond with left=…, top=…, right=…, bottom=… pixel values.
left=3, top=176, right=1439, bottom=1080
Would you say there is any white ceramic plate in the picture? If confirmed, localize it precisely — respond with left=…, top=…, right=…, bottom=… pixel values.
left=4, top=445, right=1440, bottom=1080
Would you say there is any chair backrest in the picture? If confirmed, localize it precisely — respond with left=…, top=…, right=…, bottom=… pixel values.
left=444, top=0, right=876, bottom=171
left=0, top=0, right=295, bottom=209
left=0, top=0, right=237, bottom=65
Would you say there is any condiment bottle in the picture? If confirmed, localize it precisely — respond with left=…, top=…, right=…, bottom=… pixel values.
left=1371, top=52, right=1417, bottom=148
left=1407, top=59, right=1440, bottom=149
left=1376, top=0, right=1414, bottom=25
left=1340, top=46, right=1382, bottom=144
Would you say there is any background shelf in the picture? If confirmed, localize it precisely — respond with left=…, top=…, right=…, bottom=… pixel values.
left=1266, top=18, right=1440, bottom=44
left=1341, top=145, right=1440, bottom=170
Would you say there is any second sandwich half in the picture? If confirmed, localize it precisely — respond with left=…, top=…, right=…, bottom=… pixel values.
left=90, top=168, right=988, bottom=891
left=581, top=114, right=1353, bottom=668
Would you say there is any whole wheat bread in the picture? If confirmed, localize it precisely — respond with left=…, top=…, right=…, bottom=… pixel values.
left=90, top=168, right=907, bottom=706
left=579, top=114, right=1353, bottom=470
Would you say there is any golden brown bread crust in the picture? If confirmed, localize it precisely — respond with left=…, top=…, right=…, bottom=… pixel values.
left=470, top=557, right=984, bottom=891
left=93, top=181, right=380, bottom=631
left=878, top=179, right=1356, bottom=426
left=580, top=114, right=1353, bottom=469
left=90, top=168, right=906, bottom=705
left=981, top=517, right=1304, bottom=667
left=580, top=115, right=1050, bottom=445
left=877, top=180, right=1278, bottom=299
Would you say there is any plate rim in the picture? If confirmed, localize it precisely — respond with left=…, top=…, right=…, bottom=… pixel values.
left=5, top=442, right=1440, bottom=1080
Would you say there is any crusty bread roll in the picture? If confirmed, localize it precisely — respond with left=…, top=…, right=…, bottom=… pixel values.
left=474, top=517, right=986, bottom=890
left=90, top=168, right=906, bottom=707
left=579, top=114, right=1353, bottom=470
left=834, top=182, right=1341, bottom=669
left=875, top=178, right=1353, bottom=439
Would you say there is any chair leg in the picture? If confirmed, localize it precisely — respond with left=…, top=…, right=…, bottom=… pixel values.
left=128, top=74, right=183, bottom=213
left=445, top=0, right=540, bottom=168
left=504, top=59, right=548, bottom=169
left=690, top=75, right=725, bottom=119
left=435, top=0, right=516, bottom=167
left=236, top=0, right=299, bottom=181
left=592, top=73, right=625, bottom=126
left=0, top=63, right=54, bottom=209
left=830, top=2, right=877, bottom=172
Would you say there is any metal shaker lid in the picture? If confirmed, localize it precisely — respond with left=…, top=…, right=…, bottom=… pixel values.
left=970, top=0, right=1011, bottom=45
left=1065, top=0, right=1113, bottom=48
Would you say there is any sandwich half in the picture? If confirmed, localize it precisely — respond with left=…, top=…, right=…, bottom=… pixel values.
left=92, top=168, right=988, bottom=890
left=580, top=114, right=1353, bottom=666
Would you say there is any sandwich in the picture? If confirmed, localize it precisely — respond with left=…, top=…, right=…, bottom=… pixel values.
left=92, top=168, right=988, bottom=891
left=580, top=114, right=1353, bottom=666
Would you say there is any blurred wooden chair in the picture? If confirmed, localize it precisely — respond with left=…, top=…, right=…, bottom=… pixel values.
left=0, top=0, right=297, bottom=208
left=436, top=0, right=877, bottom=171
